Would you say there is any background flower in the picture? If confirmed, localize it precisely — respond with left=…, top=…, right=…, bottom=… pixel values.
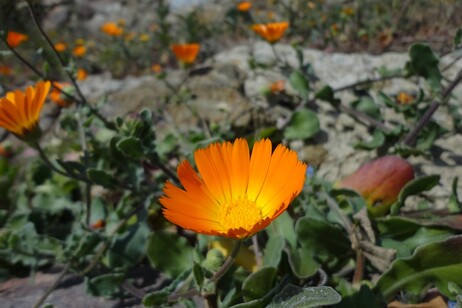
left=252, top=22, right=289, bottom=43
left=0, top=81, right=51, bottom=141
left=171, top=43, right=200, bottom=65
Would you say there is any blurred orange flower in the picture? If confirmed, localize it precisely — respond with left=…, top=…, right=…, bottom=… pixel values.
left=252, top=22, right=289, bottom=44
left=54, top=42, right=67, bottom=52
left=91, top=219, right=106, bottom=230
left=237, top=1, right=252, bottom=12
left=171, top=43, right=200, bottom=65
left=151, top=64, right=163, bottom=74
left=73, top=45, right=87, bottom=57
left=0, top=81, right=51, bottom=141
left=6, top=31, right=28, bottom=48
left=49, top=82, right=74, bottom=107
left=396, top=92, right=414, bottom=105
left=101, top=22, right=124, bottom=36
left=160, top=138, right=307, bottom=239
left=76, top=68, right=88, bottom=80
left=270, top=80, right=285, bottom=93
left=0, top=65, right=12, bottom=76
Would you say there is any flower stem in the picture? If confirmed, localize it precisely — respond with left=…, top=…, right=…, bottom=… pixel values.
left=167, top=240, right=242, bottom=302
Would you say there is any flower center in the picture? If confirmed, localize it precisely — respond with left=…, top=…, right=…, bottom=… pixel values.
left=219, top=196, right=262, bottom=231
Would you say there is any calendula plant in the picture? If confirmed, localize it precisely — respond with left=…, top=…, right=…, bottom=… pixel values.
left=1, top=1, right=462, bottom=308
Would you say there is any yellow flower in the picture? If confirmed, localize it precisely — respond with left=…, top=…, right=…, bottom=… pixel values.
left=76, top=68, right=88, bottom=80
left=237, top=1, right=252, bottom=12
left=171, top=43, right=201, bottom=65
left=341, top=7, right=354, bottom=16
left=0, top=81, right=51, bottom=141
left=73, top=45, right=87, bottom=57
left=6, top=31, right=29, bottom=48
left=139, top=33, right=150, bottom=42
left=54, top=42, right=67, bottom=52
left=252, top=22, right=289, bottom=44
left=101, top=22, right=124, bottom=36
left=160, top=138, right=307, bottom=239
left=49, top=82, right=74, bottom=107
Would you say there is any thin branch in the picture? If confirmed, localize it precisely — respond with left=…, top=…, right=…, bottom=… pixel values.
left=333, top=74, right=402, bottom=93
left=33, top=264, right=71, bottom=308
left=402, top=68, right=462, bottom=146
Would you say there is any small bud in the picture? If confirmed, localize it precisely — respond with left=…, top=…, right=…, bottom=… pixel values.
left=336, top=155, right=414, bottom=217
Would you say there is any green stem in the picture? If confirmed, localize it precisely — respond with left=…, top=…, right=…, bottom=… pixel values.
left=167, top=240, right=242, bottom=302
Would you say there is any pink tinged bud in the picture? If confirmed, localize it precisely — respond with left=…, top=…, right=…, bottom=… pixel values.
left=337, top=155, right=414, bottom=217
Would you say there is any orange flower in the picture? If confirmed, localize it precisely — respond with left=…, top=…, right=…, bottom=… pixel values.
left=73, top=45, right=87, bottom=57
left=237, top=1, right=252, bottom=12
left=270, top=80, right=285, bottom=93
left=91, top=219, right=106, bottom=230
left=396, top=92, right=414, bottom=105
left=171, top=43, right=200, bottom=66
left=6, top=31, right=29, bottom=48
left=252, top=22, right=289, bottom=44
left=49, top=82, right=74, bottom=107
left=76, top=68, right=88, bottom=80
left=160, top=138, right=307, bottom=239
left=101, top=22, right=124, bottom=36
left=0, top=81, right=51, bottom=141
left=0, top=65, right=12, bottom=76
left=54, top=42, right=67, bottom=52
left=151, top=64, right=163, bottom=74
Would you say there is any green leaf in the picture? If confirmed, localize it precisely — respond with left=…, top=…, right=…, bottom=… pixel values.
left=454, top=28, right=462, bottom=48
left=116, top=137, right=143, bottom=159
left=143, top=290, right=169, bottom=307
left=407, top=43, right=442, bottom=91
left=108, top=220, right=150, bottom=268
left=295, top=217, right=350, bottom=256
left=286, top=246, right=319, bottom=278
left=146, top=231, right=194, bottom=278
left=262, top=234, right=285, bottom=268
left=193, top=262, right=205, bottom=289
left=382, top=227, right=452, bottom=258
left=87, top=169, right=119, bottom=188
left=353, top=130, right=385, bottom=150
left=143, top=270, right=191, bottom=307
left=242, top=267, right=278, bottom=302
left=350, top=97, right=381, bottom=119
left=267, top=211, right=297, bottom=248
left=397, top=175, right=440, bottom=206
left=315, top=86, right=341, bottom=107
left=449, top=177, right=461, bottom=212
left=268, top=285, right=341, bottom=307
left=283, top=109, right=320, bottom=140
left=333, top=284, right=384, bottom=308
left=289, top=69, right=310, bottom=100
left=376, top=235, right=462, bottom=300
left=86, top=273, right=125, bottom=297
